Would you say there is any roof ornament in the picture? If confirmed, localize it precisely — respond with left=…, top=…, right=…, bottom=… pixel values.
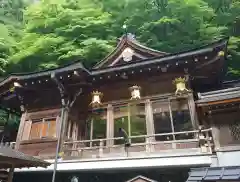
left=122, top=47, right=134, bottom=62
left=127, top=33, right=136, bottom=40
left=122, top=24, right=136, bottom=40
left=123, top=24, right=128, bottom=36
left=122, top=24, right=127, bottom=31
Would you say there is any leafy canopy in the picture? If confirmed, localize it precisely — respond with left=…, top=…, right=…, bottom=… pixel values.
left=0, top=0, right=238, bottom=78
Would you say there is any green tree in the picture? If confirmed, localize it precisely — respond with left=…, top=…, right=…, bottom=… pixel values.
left=8, top=0, right=115, bottom=72
left=4, top=0, right=240, bottom=77
left=103, top=0, right=239, bottom=76
left=0, top=0, right=29, bottom=75
left=206, top=0, right=240, bottom=77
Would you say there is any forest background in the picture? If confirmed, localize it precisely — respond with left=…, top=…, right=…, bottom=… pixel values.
left=0, top=0, right=240, bottom=78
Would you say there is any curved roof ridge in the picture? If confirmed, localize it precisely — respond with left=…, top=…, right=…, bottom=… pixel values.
left=93, top=33, right=167, bottom=69
left=129, top=36, right=167, bottom=55
left=91, top=37, right=229, bottom=73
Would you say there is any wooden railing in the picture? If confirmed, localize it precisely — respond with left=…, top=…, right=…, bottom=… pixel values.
left=63, top=128, right=213, bottom=160
left=0, top=142, right=16, bottom=149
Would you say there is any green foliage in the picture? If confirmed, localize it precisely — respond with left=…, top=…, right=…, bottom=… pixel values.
left=8, top=0, right=114, bottom=72
left=0, top=0, right=238, bottom=76
left=0, top=0, right=28, bottom=75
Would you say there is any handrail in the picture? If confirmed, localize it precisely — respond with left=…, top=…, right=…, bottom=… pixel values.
left=64, top=128, right=212, bottom=144
left=62, top=128, right=213, bottom=160
left=64, top=138, right=200, bottom=151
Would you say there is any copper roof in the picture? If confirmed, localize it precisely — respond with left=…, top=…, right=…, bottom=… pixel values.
left=196, top=86, right=240, bottom=106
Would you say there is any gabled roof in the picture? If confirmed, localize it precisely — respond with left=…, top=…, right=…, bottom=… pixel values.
left=126, top=175, right=158, bottom=182
left=93, top=33, right=167, bottom=69
left=91, top=37, right=228, bottom=75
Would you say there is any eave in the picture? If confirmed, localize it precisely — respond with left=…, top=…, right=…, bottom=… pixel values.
left=196, top=86, right=240, bottom=107
left=91, top=38, right=228, bottom=78
left=0, top=144, right=51, bottom=169
left=0, top=62, right=91, bottom=112
left=0, top=62, right=90, bottom=87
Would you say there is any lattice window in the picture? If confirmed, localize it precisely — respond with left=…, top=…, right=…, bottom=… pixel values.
left=229, top=121, right=240, bottom=141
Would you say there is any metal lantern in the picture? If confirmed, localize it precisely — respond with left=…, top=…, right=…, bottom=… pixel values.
left=90, top=91, right=103, bottom=108
left=218, top=51, right=225, bottom=57
left=10, top=82, right=22, bottom=92
left=9, top=87, right=15, bottom=93
left=129, top=85, right=141, bottom=100
left=173, top=77, right=190, bottom=95
left=13, top=82, right=22, bottom=87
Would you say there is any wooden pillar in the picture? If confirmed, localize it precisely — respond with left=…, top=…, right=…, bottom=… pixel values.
left=59, top=108, right=69, bottom=153
left=67, top=120, right=72, bottom=139
left=168, top=99, right=176, bottom=141
left=127, top=103, right=131, bottom=142
left=21, top=120, right=32, bottom=141
left=7, top=166, right=14, bottom=182
left=106, top=104, right=114, bottom=146
left=56, top=116, right=61, bottom=138
left=72, top=122, right=78, bottom=140
left=208, top=112, right=220, bottom=149
left=90, top=119, right=93, bottom=147
left=15, top=112, right=27, bottom=149
left=145, top=99, right=155, bottom=151
left=188, top=93, right=199, bottom=129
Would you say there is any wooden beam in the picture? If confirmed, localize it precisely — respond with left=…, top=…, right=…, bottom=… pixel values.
left=15, top=112, right=27, bottom=149
left=207, top=98, right=240, bottom=105
left=197, top=98, right=240, bottom=107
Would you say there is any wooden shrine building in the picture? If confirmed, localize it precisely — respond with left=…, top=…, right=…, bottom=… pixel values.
left=0, top=34, right=239, bottom=182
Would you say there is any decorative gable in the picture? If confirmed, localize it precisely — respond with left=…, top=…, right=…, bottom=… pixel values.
left=126, top=175, right=158, bottom=182
left=93, top=33, right=167, bottom=69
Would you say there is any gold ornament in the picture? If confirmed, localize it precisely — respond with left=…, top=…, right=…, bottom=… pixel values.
left=90, top=91, right=103, bottom=108
left=9, top=87, right=15, bottom=93
left=129, top=85, right=141, bottom=100
left=173, top=77, right=190, bottom=95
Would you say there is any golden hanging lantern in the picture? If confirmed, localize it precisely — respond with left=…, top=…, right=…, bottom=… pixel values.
left=90, top=91, right=103, bottom=108
left=218, top=51, right=225, bottom=57
left=173, top=77, right=190, bottom=96
left=129, top=85, right=141, bottom=100
left=9, top=87, right=15, bottom=93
